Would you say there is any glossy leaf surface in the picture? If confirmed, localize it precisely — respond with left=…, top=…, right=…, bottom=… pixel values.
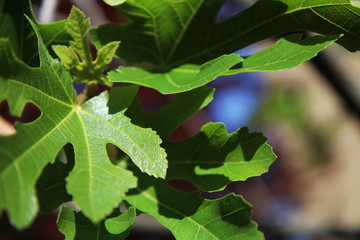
left=108, top=54, right=242, bottom=94
left=108, top=33, right=338, bottom=94
left=225, top=34, right=340, bottom=75
left=0, top=22, right=166, bottom=228
left=91, top=0, right=360, bottom=71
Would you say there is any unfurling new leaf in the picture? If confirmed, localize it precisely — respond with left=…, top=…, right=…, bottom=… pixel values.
left=52, top=6, right=120, bottom=84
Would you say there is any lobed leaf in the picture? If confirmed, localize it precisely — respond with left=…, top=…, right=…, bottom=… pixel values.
left=125, top=169, right=264, bottom=240
left=166, top=123, right=276, bottom=192
left=0, top=20, right=166, bottom=228
left=126, top=90, right=276, bottom=192
left=65, top=6, right=90, bottom=62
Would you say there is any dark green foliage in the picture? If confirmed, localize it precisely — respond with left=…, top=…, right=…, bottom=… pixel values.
left=0, top=0, right=359, bottom=239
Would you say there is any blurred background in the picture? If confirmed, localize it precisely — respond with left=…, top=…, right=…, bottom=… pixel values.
left=1, top=0, right=360, bottom=239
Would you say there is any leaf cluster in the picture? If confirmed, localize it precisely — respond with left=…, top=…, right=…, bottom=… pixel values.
left=0, top=0, right=359, bottom=239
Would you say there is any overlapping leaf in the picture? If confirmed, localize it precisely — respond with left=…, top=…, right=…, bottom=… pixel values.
left=91, top=0, right=360, bottom=71
left=125, top=169, right=263, bottom=240
left=107, top=33, right=338, bottom=94
left=0, top=0, right=70, bottom=66
left=125, top=86, right=215, bottom=138
left=166, top=123, right=276, bottom=191
left=57, top=206, right=135, bottom=240
left=103, top=2, right=343, bottom=94
left=0, top=22, right=166, bottom=229
left=125, top=88, right=276, bottom=192
left=104, top=206, right=136, bottom=235
left=36, top=144, right=74, bottom=214
left=108, top=54, right=242, bottom=94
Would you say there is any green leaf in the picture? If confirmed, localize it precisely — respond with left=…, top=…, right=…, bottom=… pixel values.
left=0, top=0, right=39, bottom=66
left=54, top=6, right=120, bottom=84
left=225, top=34, right=341, bottom=75
left=125, top=90, right=276, bottom=192
left=77, top=90, right=167, bottom=180
left=0, top=20, right=166, bottom=228
left=108, top=54, right=242, bottom=94
left=105, top=207, right=136, bottom=234
left=107, top=34, right=339, bottom=92
left=0, top=0, right=71, bottom=66
left=52, top=45, right=80, bottom=70
left=65, top=6, right=91, bottom=62
left=36, top=144, right=74, bottom=214
left=125, top=170, right=264, bottom=240
left=57, top=206, right=134, bottom=240
left=91, top=0, right=360, bottom=71
left=94, top=41, right=121, bottom=70
left=125, top=86, right=214, bottom=138
left=38, top=20, right=72, bottom=49
left=166, top=123, right=276, bottom=192
left=107, top=85, right=139, bottom=114
left=103, top=0, right=127, bottom=6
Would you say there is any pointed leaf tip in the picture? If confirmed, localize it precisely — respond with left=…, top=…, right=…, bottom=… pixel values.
left=108, top=54, right=243, bottom=94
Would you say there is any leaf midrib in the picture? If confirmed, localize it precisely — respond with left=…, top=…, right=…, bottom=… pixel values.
left=168, top=3, right=355, bottom=68
left=79, top=110, right=164, bottom=177
left=76, top=108, right=95, bottom=216
left=240, top=43, right=322, bottom=70
left=164, top=0, right=205, bottom=64
left=133, top=3, right=164, bottom=62
left=1, top=108, right=76, bottom=178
